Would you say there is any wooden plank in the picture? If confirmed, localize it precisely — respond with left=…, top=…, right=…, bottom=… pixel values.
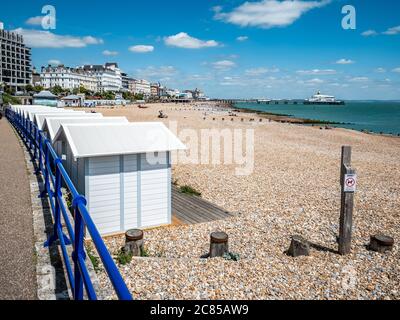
left=172, top=190, right=232, bottom=218
left=171, top=186, right=232, bottom=225
left=172, top=194, right=229, bottom=221
left=172, top=186, right=231, bottom=214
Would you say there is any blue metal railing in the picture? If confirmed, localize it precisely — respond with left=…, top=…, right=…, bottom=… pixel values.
left=5, top=107, right=132, bottom=301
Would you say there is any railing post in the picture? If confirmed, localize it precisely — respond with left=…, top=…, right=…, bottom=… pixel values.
left=72, top=197, right=87, bottom=300
left=33, top=126, right=38, bottom=160
left=45, top=159, right=71, bottom=247
left=40, top=142, right=51, bottom=198
left=339, top=146, right=357, bottom=255
left=37, top=132, right=43, bottom=175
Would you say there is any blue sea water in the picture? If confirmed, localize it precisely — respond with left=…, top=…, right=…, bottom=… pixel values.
left=235, top=101, right=400, bottom=135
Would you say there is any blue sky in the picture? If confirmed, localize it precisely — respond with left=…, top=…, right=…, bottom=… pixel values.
left=1, top=0, right=400, bottom=99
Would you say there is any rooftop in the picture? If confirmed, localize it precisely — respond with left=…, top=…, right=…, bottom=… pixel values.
left=54, top=123, right=186, bottom=159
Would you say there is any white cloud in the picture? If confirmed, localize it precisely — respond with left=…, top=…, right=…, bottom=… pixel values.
left=375, top=67, right=386, bottom=73
left=214, top=0, right=331, bottom=29
left=48, top=59, right=61, bottom=65
left=297, top=69, right=337, bottom=75
left=336, top=58, right=355, bottom=65
left=129, top=45, right=154, bottom=53
left=102, top=50, right=119, bottom=56
left=306, top=78, right=324, bottom=84
left=25, top=16, right=44, bottom=26
left=135, top=66, right=177, bottom=79
left=348, top=77, right=369, bottom=82
left=12, top=28, right=104, bottom=48
left=361, top=30, right=378, bottom=37
left=164, top=32, right=219, bottom=49
left=383, top=26, right=400, bottom=35
left=392, top=67, right=400, bottom=73
left=237, top=36, right=249, bottom=42
left=245, top=67, right=280, bottom=76
left=212, top=60, right=236, bottom=70
left=212, top=6, right=223, bottom=13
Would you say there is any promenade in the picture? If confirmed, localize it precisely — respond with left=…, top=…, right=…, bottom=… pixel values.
left=0, top=119, right=37, bottom=300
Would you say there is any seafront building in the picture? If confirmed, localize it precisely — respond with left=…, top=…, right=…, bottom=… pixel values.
left=80, top=63, right=122, bottom=92
left=150, top=82, right=161, bottom=97
left=0, top=21, right=32, bottom=92
left=133, top=79, right=151, bottom=96
left=41, top=65, right=98, bottom=92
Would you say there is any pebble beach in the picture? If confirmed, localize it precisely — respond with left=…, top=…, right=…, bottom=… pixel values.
left=83, top=102, right=400, bottom=300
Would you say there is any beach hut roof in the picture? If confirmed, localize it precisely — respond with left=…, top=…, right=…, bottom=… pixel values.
left=34, top=111, right=97, bottom=130
left=43, top=116, right=130, bottom=142
left=54, top=123, right=187, bottom=159
left=34, top=90, right=57, bottom=98
left=26, top=109, right=76, bottom=121
left=62, top=95, right=82, bottom=100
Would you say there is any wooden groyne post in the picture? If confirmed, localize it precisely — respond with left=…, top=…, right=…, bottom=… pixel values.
left=339, top=146, right=357, bottom=255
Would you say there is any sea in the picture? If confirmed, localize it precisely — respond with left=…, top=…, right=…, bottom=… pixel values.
left=234, top=101, right=400, bottom=136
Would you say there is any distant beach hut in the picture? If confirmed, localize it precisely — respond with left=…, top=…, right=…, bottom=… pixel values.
left=61, top=94, right=84, bottom=107
left=33, top=90, right=58, bottom=107
left=53, top=123, right=186, bottom=235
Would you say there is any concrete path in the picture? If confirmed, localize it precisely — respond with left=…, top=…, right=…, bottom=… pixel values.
left=0, top=118, right=37, bottom=300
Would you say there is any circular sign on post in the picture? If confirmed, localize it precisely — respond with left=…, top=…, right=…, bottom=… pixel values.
left=344, top=174, right=357, bottom=193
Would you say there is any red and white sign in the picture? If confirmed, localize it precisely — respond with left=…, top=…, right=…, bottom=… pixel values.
left=344, top=174, right=357, bottom=193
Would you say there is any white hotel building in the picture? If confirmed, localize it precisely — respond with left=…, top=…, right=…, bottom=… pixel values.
left=81, top=63, right=122, bottom=92
left=41, top=65, right=98, bottom=92
left=132, top=79, right=151, bottom=96
left=41, top=62, right=123, bottom=93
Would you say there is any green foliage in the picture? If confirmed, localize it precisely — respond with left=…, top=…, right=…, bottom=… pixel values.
left=2, top=93, right=21, bottom=105
left=86, top=246, right=101, bottom=273
left=33, top=85, right=44, bottom=93
left=50, top=85, right=64, bottom=96
left=103, top=91, right=115, bottom=100
left=122, top=91, right=134, bottom=101
left=140, top=247, right=150, bottom=258
left=223, top=252, right=240, bottom=262
left=65, top=191, right=73, bottom=210
left=25, top=84, right=34, bottom=93
left=116, top=249, right=133, bottom=265
left=134, top=93, right=144, bottom=101
left=180, top=185, right=202, bottom=197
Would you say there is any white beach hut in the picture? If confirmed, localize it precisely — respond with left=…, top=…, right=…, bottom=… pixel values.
left=26, top=109, right=76, bottom=122
left=42, top=116, right=128, bottom=143
left=53, top=123, right=186, bottom=235
left=34, top=111, right=89, bottom=130
left=42, top=116, right=129, bottom=167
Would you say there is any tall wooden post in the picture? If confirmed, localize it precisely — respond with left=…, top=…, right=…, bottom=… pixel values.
left=339, top=146, right=357, bottom=255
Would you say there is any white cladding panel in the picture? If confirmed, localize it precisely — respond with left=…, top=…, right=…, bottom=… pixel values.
left=87, top=156, right=121, bottom=235
left=140, top=153, right=169, bottom=227
left=123, top=155, right=138, bottom=230
left=83, top=153, right=171, bottom=235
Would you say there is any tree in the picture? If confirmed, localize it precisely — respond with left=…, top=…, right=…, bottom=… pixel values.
left=103, top=91, right=115, bottom=100
left=134, top=93, right=144, bottom=101
left=25, top=84, right=34, bottom=93
left=79, top=86, right=89, bottom=95
left=50, top=85, right=64, bottom=96
left=33, top=85, right=44, bottom=93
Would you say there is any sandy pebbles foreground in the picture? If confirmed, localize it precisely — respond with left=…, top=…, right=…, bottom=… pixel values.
left=83, top=103, right=399, bottom=300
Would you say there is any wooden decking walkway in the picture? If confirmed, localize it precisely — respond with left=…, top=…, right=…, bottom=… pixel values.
left=172, top=186, right=234, bottom=225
